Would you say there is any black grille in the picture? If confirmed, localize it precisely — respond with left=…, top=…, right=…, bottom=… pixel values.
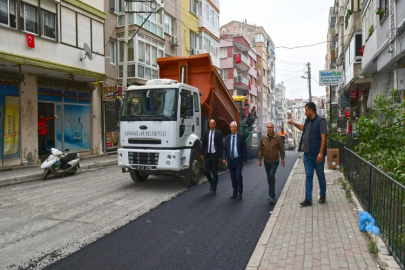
left=128, top=139, right=161, bottom=144
left=128, top=152, right=159, bottom=165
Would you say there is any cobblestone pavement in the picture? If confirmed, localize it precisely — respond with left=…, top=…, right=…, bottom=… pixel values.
left=247, top=156, right=378, bottom=270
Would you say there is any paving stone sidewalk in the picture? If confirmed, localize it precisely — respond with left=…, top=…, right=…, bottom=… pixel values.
left=247, top=156, right=378, bottom=270
left=0, top=154, right=118, bottom=187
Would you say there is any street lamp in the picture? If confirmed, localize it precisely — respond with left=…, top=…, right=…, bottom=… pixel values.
left=301, top=76, right=319, bottom=84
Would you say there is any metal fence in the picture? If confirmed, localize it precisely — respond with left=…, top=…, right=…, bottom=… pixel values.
left=331, top=138, right=405, bottom=269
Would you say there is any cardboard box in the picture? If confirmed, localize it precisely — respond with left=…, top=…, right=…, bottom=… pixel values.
left=327, top=148, right=340, bottom=169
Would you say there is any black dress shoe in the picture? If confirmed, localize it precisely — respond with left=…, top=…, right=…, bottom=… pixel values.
left=230, top=194, right=237, bottom=199
left=300, top=199, right=312, bottom=207
left=318, top=196, right=326, bottom=204
left=211, top=191, right=216, bottom=196
left=237, top=194, right=242, bottom=200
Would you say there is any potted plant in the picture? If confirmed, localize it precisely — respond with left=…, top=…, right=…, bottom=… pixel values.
left=376, top=7, right=388, bottom=18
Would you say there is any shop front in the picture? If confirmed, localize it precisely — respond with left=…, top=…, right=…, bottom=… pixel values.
left=103, top=86, right=121, bottom=152
left=0, top=83, right=20, bottom=167
left=37, top=87, right=92, bottom=153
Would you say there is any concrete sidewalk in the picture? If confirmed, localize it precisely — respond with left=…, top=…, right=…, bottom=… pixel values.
left=247, top=155, right=378, bottom=270
left=0, top=154, right=118, bottom=187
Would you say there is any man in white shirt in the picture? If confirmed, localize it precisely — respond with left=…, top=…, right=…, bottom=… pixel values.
left=201, top=119, right=223, bottom=196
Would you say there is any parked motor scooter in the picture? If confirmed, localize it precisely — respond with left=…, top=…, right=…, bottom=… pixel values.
left=41, top=148, right=82, bottom=180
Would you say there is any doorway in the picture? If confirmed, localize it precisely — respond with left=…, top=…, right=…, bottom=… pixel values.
left=38, top=102, right=56, bottom=149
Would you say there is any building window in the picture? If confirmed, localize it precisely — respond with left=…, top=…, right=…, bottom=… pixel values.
left=255, top=34, right=264, bottom=43
left=21, top=3, right=38, bottom=34
left=190, top=0, right=197, bottom=15
left=215, top=15, right=219, bottom=28
left=109, top=40, right=116, bottom=64
left=220, top=47, right=227, bottom=58
left=220, top=69, right=228, bottom=80
left=137, top=40, right=144, bottom=63
left=109, top=0, right=117, bottom=13
left=190, top=31, right=197, bottom=53
left=209, top=9, right=214, bottom=25
left=41, top=9, right=56, bottom=39
left=355, top=34, right=362, bottom=57
left=164, top=13, right=173, bottom=35
left=0, top=0, right=17, bottom=29
left=204, top=4, right=209, bottom=20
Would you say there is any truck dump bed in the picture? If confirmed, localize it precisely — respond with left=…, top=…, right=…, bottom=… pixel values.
left=157, top=54, right=240, bottom=135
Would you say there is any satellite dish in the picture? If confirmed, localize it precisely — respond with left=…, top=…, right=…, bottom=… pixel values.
left=80, top=43, right=93, bottom=61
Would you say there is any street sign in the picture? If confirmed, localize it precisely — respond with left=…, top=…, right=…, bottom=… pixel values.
left=319, top=70, right=344, bottom=86
left=340, top=92, right=350, bottom=108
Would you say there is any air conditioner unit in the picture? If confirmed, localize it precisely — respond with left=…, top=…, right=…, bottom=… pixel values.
left=169, top=36, right=179, bottom=46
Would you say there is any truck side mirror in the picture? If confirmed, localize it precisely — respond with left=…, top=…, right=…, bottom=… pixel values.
left=115, top=98, right=120, bottom=118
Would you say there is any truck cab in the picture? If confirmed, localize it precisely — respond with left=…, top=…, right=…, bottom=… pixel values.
left=118, top=79, right=202, bottom=186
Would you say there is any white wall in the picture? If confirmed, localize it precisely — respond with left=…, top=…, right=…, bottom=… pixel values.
left=83, top=0, right=104, bottom=13
left=0, top=28, right=105, bottom=75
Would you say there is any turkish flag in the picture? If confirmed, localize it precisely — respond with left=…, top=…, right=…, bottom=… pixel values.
left=26, top=33, right=35, bottom=48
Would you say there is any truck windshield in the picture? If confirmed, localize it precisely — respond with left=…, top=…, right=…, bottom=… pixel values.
left=121, top=89, right=177, bottom=119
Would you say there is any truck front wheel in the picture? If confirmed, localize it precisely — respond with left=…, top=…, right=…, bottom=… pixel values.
left=130, top=170, right=149, bottom=183
left=183, top=149, right=200, bottom=187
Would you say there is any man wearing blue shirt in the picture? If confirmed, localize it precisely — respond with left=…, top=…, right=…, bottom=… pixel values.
left=223, top=121, right=247, bottom=200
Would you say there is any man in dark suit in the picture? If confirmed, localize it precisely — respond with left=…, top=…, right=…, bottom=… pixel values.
left=223, top=121, right=247, bottom=200
left=201, top=119, right=223, bottom=196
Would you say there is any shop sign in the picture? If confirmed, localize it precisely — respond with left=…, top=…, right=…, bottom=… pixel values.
left=340, top=93, right=350, bottom=108
left=106, top=131, right=119, bottom=148
left=3, top=96, right=19, bottom=155
left=319, top=70, right=344, bottom=86
left=103, top=86, right=122, bottom=101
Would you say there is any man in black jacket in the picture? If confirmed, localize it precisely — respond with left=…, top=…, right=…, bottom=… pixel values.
left=201, top=119, right=223, bottom=196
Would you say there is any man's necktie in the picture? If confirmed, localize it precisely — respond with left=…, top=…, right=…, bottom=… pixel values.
left=231, top=135, right=235, bottom=160
left=209, top=130, right=213, bottom=153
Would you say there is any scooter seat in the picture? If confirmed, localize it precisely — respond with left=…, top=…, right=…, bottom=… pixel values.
left=60, top=153, right=78, bottom=165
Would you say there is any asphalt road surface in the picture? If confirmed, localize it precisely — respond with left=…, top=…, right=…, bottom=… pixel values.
left=46, top=151, right=299, bottom=270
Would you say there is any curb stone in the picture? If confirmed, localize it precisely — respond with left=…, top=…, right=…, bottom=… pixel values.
left=246, top=156, right=301, bottom=269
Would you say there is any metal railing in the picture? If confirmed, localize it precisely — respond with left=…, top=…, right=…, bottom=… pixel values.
left=234, top=74, right=249, bottom=86
left=233, top=53, right=250, bottom=67
left=331, top=139, right=405, bottom=269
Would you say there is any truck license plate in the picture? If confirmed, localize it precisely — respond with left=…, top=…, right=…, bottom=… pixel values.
left=133, top=165, right=151, bottom=170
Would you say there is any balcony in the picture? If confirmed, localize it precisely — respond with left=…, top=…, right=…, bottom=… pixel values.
left=234, top=75, right=249, bottom=91
left=362, top=28, right=377, bottom=74
left=233, top=53, right=250, bottom=70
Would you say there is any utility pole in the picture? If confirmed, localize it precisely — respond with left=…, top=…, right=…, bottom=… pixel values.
left=306, top=62, right=312, bottom=102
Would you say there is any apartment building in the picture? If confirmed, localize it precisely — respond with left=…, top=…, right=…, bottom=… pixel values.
left=275, top=83, right=287, bottom=129
left=182, top=0, right=220, bottom=68
left=0, top=0, right=106, bottom=166
left=220, top=21, right=276, bottom=132
left=360, top=0, right=405, bottom=109
left=219, top=35, right=258, bottom=110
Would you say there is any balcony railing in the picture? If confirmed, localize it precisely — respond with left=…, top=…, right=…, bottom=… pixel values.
left=234, top=53, right=250, bottom=67
left=330, top=139, right=405, bottom=269
left=234, top=75, right=249, bottom=86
